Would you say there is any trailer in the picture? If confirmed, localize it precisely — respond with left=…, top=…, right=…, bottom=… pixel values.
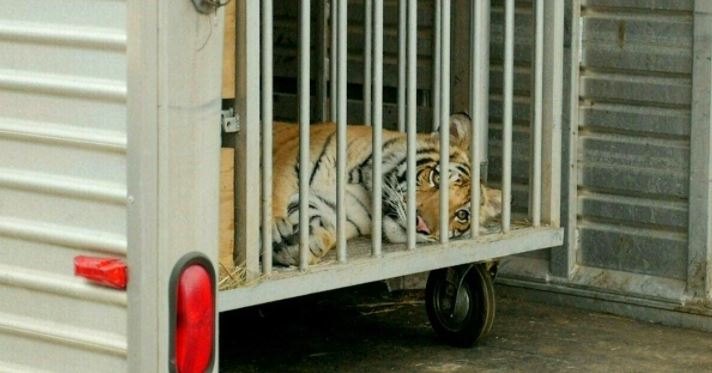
left=0, top=0, right=569, bottom=371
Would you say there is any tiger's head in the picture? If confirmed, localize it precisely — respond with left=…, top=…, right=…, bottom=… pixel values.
left=383, top=113, right=502, bottom=243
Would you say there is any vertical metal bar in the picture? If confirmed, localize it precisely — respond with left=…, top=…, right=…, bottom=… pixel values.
left=469, top=0, right=483, bottom=238
left=432, top=0, right=442, bottom=131
left=502, top=0, right=514, bottom=233
left=299, top=0, right=311, bottom=270
left=439, top=0, right=450, bottom=243
left=317, top=0, right=329, bottom=122
left=337, top=0, right=348, bottom=262
left=372, top=0, right=384, bottom=257
left=406, top=0, right=417, bottom=249
left=530, top=0, right=544, bottom=227
left=261, top=0, right=273, bottom=274
left=541, top=0, right=563, bottom=227
left=551, top=0, right=580, bottom=278
left=331, top=0, right=338, bottom=121
left=397, top=0, right=406, bottom=132
left=364, top=0, right=373, bottom=125
left=689, top=0, right=712, bottom=298
left=477, top=1, right=490, bottom=181
left=236, top=0, right=261, bottom=279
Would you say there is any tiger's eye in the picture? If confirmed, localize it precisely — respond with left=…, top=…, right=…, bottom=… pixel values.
left=455, top=209, right=470, bottom=223
left=429, top=169, right=440, bottom=187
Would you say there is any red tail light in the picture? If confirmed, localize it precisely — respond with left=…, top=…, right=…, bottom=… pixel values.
left=170, top=255, right=215, bottom=373
left=74, top=256, right=128, bottom=289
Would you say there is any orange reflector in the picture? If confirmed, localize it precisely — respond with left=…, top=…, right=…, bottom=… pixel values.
left=175, top=264, right=215, bottom=373
left=74, top=256, right=128, bottom=289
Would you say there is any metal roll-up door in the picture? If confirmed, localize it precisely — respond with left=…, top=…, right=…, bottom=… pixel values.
left=577, top=0, right=692, bottom=285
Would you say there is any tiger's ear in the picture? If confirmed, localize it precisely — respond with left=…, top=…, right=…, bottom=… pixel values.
left=480, top=185, right=502, bottom=221
left=432, top=112, right=472, bottom=149
left=449, top=112, right=471, bottom=148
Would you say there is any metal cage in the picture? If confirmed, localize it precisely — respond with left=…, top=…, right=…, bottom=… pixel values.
left=219, top=0, right=565, bottom=312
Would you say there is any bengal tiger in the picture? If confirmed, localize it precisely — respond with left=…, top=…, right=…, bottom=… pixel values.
left=271, top=113, right=502, bottom=266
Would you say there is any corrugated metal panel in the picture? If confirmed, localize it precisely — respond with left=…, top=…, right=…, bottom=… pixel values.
left=0, top=0, right=128, bottom=371
left=577, top=1, right=692, bottom=280
left=582, top=0, right=693, bottom=12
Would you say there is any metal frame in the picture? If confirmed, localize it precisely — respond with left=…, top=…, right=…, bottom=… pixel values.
left=127, top=0, right=223, bottom=371
left=363, top=0, right=372, bottom=126
left=262, top=0, right=274, bottom=274
left=317, top=1, right=329, bottom=121
left=432, top=0, right=442, bottom=131
left=530, top=0, right=544, bottom=228
left=372, top=0, right=384, bottom=257
left=474, top=0, right=490, bottom=180
left=330, top=0, right=338, bottom=121
left=220, top=227, right=563, bottom=311
left=406, top=0, right=417, bottom=250
left=336, top=0, right=348, bottom=262
left=299, top=0, right=311, bottom=269
left=497, top=0, right=582, bottom=285
left=688, top=0, right=712, bottom=299
left=550, top=0, right=579, bottom=279
left=501, top=0, right=514, bottom=233
left=438, top=0, right=451, bottom=244
left=397, top=0, right=406, bottom=132
left=236, top=0, right=261, bottom=278
left=540, top=0, right=564, bottom=228
left=223, top=0, right=565, bottom=315
left=468, top=0, right=490, bottom=238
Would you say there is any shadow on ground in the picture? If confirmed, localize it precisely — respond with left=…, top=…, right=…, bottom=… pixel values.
left=219, top=282, right=712, bottom=372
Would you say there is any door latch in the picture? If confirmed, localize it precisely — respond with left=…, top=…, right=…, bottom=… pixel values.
left=221, top=108, right=239, bottom=133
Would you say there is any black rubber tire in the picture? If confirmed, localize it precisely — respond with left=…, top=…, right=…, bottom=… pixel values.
left=479, top=263, right=496, bottom=338
left=425, top=264, right=496, bottom=347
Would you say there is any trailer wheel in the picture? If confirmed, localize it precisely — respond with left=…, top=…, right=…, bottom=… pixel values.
left=425, top=263, right=495, bottom=347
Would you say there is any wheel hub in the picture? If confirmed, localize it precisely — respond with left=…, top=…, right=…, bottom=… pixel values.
left=434, top=281, right=472, bottom=331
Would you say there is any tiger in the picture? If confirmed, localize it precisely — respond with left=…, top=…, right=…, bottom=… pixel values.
left=271, top=113, right=502, bottom=266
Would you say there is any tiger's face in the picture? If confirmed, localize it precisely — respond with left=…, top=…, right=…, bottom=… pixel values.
left=382, top=113, right=502, bottom=243
left=414, top=147, right=474, bottom=241
left=414, top=154, right=503, bottom=241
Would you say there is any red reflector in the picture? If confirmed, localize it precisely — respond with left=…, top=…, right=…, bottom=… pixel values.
left=176, top=264, right=214, bottom=373
left=74, top=256, right=128, bottom=289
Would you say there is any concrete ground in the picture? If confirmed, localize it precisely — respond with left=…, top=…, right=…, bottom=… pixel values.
left=219, top=283, right=712, bottom=372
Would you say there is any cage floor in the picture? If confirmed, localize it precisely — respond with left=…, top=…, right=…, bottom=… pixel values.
left=219, top=219, right=525, bottom=290
left=217, top=222, right=563, bottom=312
left=277, top=219, right=519, bottom=270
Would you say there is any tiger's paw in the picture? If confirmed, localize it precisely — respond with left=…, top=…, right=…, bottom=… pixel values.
left=272, top=216, right=335, bottom=266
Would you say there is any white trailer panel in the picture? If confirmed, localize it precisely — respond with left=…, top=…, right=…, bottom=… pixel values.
left=0, top=0, right=129, bottom=371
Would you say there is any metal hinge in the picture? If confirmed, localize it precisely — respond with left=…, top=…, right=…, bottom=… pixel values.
left=221, top=108, right=239, bottom=133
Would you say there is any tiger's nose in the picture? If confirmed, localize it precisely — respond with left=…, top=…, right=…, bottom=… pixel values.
left=416, top=215, right=431, bottom=235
